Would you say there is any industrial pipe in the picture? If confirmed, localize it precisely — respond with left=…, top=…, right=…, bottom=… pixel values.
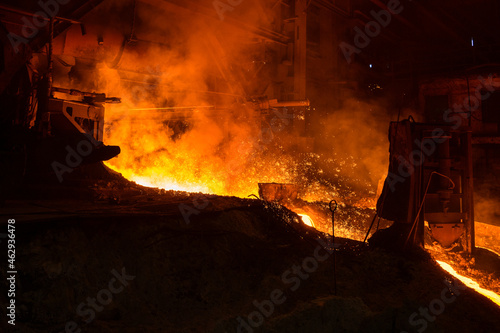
left=259, top=99, right=310, bottom=109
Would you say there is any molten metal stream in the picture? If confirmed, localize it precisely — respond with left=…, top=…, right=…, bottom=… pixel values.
left=436, top=260, right=500, bottom=307
left=298, top=214, right=314, bottom=227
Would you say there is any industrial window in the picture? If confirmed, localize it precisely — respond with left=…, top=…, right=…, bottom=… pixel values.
left=481, top=90, right=500, bottom=124
left=424, top=95, right=449, bottom=123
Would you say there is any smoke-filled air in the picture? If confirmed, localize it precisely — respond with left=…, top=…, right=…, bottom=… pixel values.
left=53, top=0, right=394, bottom=203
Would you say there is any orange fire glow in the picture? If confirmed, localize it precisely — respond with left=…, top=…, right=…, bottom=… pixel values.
left=102, top=101, right=301, bottom=197
left=92, top=26, right=389, bottom=202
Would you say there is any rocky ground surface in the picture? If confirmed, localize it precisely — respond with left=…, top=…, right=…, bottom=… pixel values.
left=1, top=168, right=500, bottom=333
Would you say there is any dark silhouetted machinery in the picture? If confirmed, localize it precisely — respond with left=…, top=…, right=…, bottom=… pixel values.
left=0, top=2, right=120, bottom=186
left=373, top=118, right=475, bottom=253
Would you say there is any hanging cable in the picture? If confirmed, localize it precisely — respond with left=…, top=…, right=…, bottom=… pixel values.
left=404, top=171, right=455, bottom=248
left=130, top=0, right=137, bottom=41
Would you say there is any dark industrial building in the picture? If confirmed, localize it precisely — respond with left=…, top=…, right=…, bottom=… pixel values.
left=1, top=1, right=500, bottom=332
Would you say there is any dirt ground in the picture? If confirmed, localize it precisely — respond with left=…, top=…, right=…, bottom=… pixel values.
left=1, top=172, right=500, bottom=333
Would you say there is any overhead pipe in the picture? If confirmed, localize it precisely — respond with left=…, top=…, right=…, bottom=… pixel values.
left=259, top=99, right=310, bottom=109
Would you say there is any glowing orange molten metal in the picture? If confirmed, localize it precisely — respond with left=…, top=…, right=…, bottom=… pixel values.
left=298, top=214, right=314, bottom=227
left=437, top=260, right=500, bottom=307
left=102, top=102, right=299, bottom=197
